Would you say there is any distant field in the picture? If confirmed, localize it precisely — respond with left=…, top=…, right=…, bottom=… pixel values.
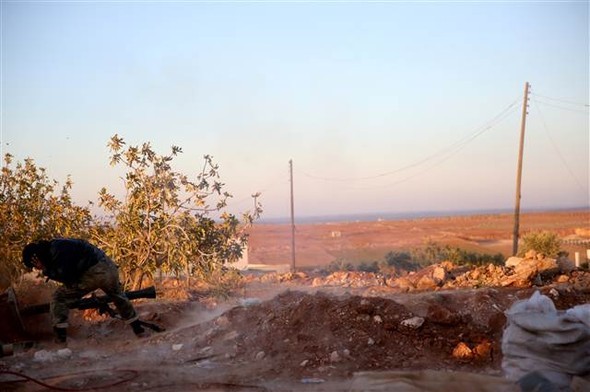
left=247, top=210, right=590, bottom=268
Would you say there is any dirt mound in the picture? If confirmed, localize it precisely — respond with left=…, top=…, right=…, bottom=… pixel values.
left=166, top=290, right=502, bottom=380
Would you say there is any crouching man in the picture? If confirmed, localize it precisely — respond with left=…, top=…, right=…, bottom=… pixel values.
left=22, top=238, right=145, bottom=343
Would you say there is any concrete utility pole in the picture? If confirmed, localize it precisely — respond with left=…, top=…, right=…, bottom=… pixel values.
left=512, top=82, right=530, bottom=256
left=289, top=159, right=296, bottom=273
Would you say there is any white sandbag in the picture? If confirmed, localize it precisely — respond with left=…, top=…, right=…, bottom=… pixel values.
left=502, top=291, right=590, bottom=390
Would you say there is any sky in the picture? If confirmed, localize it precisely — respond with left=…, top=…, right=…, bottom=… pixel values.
left=1, top=0, right=589, bottom=220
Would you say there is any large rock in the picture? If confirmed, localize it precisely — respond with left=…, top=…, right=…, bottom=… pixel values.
left=505, top=257, right=523, bottom=268
left=502, top=257, right=559, bottom=287
left=416, top=275, right=439, bottom=290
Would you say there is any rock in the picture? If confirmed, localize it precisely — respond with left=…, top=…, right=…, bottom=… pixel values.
left=33, top=350, right=55, bottom=362
left=401, top=316, right=425, bottom=329
left=215, top=316, right=230, bottom=328
left=373, top=315, right=383, bottom=324
left=33, top=349, right=72, bottom=362
left=222, top=331, right=239, bottom=341
left=452, top=342, right=473, bottom=359
left=330, top=350, right=341, bottom=363
left=255, top=351, right=265, bottom=360
left=536, top=258, right=559, bottom=273
left=417, top=275, right=438, bottom=290
left=394, top=277, right=415, bottom=291
left=432, top=267, right=447, bottom=283
left=502, top=257, right=561, bottom=287
left=556, top=275, right=570, bottom=283
left=506, top=257, right=523, bottom=268
left=474, top=340, right=492, bottom=360
left=56, top=348, right=72, bottom=359
left=426, top=304, right=461, bottom=325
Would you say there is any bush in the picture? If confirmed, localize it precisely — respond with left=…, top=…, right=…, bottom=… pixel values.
left=327, top=259, right=354, bottom=273
left=518, top=231, right=561, bottom=258
left=410, top=240, right=448, bottom=267
left=410, top=240, right=504, bottom=267
left=383, top=251, right=419, bottom=272
left=0, top=154, right=92, bottom=288
left=357, top=261, right=380, bottom=273
left=323, top=243, right=505, bottom=276
left=449, top=249, right=504, bottom=267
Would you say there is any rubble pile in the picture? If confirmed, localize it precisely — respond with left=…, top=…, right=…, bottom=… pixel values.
left=262, top=251, right=589, bottom=294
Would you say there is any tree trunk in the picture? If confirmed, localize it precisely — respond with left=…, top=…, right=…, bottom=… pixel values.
left=132, top=269, right=144, bottom=291
left=185, top=264, right=191, bottom=289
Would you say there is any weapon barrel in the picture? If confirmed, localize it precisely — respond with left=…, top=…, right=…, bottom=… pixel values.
left=20, top=286, right=157, bottom=316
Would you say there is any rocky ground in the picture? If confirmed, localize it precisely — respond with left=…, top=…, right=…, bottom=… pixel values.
left=1, top=210, right=589, bottom=391
left=1, top=260, right=589, bottom=391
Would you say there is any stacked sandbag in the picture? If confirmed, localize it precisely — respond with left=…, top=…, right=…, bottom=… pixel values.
left=501, top=291, right=590, bottom=390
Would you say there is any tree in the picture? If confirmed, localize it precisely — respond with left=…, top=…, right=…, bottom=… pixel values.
left=94, top=135, right=261, bottom=289
left=0, top=154, right=92, bottom=287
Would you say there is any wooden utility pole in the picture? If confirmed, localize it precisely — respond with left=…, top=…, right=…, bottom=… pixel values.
left=512, top=82, right=530, bottom=256
left=289, top=159, right=296, bottom=272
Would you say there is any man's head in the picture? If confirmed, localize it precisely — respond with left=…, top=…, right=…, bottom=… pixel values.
left=22, top=242, right=44, bottom=270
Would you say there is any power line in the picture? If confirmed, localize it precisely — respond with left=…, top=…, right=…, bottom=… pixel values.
left=532, top=98, right=590, bottom=114
left=302, top=98, right=521, bottom=183
left=530, top=92, right=589, bottom=108
left=531, top=98, right=588, bottom=195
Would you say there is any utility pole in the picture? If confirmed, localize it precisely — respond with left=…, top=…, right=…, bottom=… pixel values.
left=289, top=159, right=296, bottom=273
left=512, top=82, right=530, bottom=256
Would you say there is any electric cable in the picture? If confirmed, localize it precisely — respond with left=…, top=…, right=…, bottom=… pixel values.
left=532, top=98, right=590, bottom=114
left=531, top=97, right=588, bottom=195
left=530, top=92, right=589, bottom=107
left=0, top=368, right=139, bottom=391
left=301, top=98, right=521, bottom=182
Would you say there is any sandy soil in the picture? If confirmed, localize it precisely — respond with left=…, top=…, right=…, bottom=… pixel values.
left=1, top=210, right=589, bottom=391
left=248, top=210, right=590, bottom=268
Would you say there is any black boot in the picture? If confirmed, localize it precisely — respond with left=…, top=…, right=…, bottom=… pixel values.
left=53, top=326, right=67, bottom=343
left=130, top=320, right=145, bottom=337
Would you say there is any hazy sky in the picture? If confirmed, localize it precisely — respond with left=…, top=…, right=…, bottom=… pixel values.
left=2, top=1, right=588, bottom=220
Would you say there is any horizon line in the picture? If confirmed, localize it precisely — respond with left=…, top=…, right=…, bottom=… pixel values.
left=258, top=205, right=590, bottom=224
